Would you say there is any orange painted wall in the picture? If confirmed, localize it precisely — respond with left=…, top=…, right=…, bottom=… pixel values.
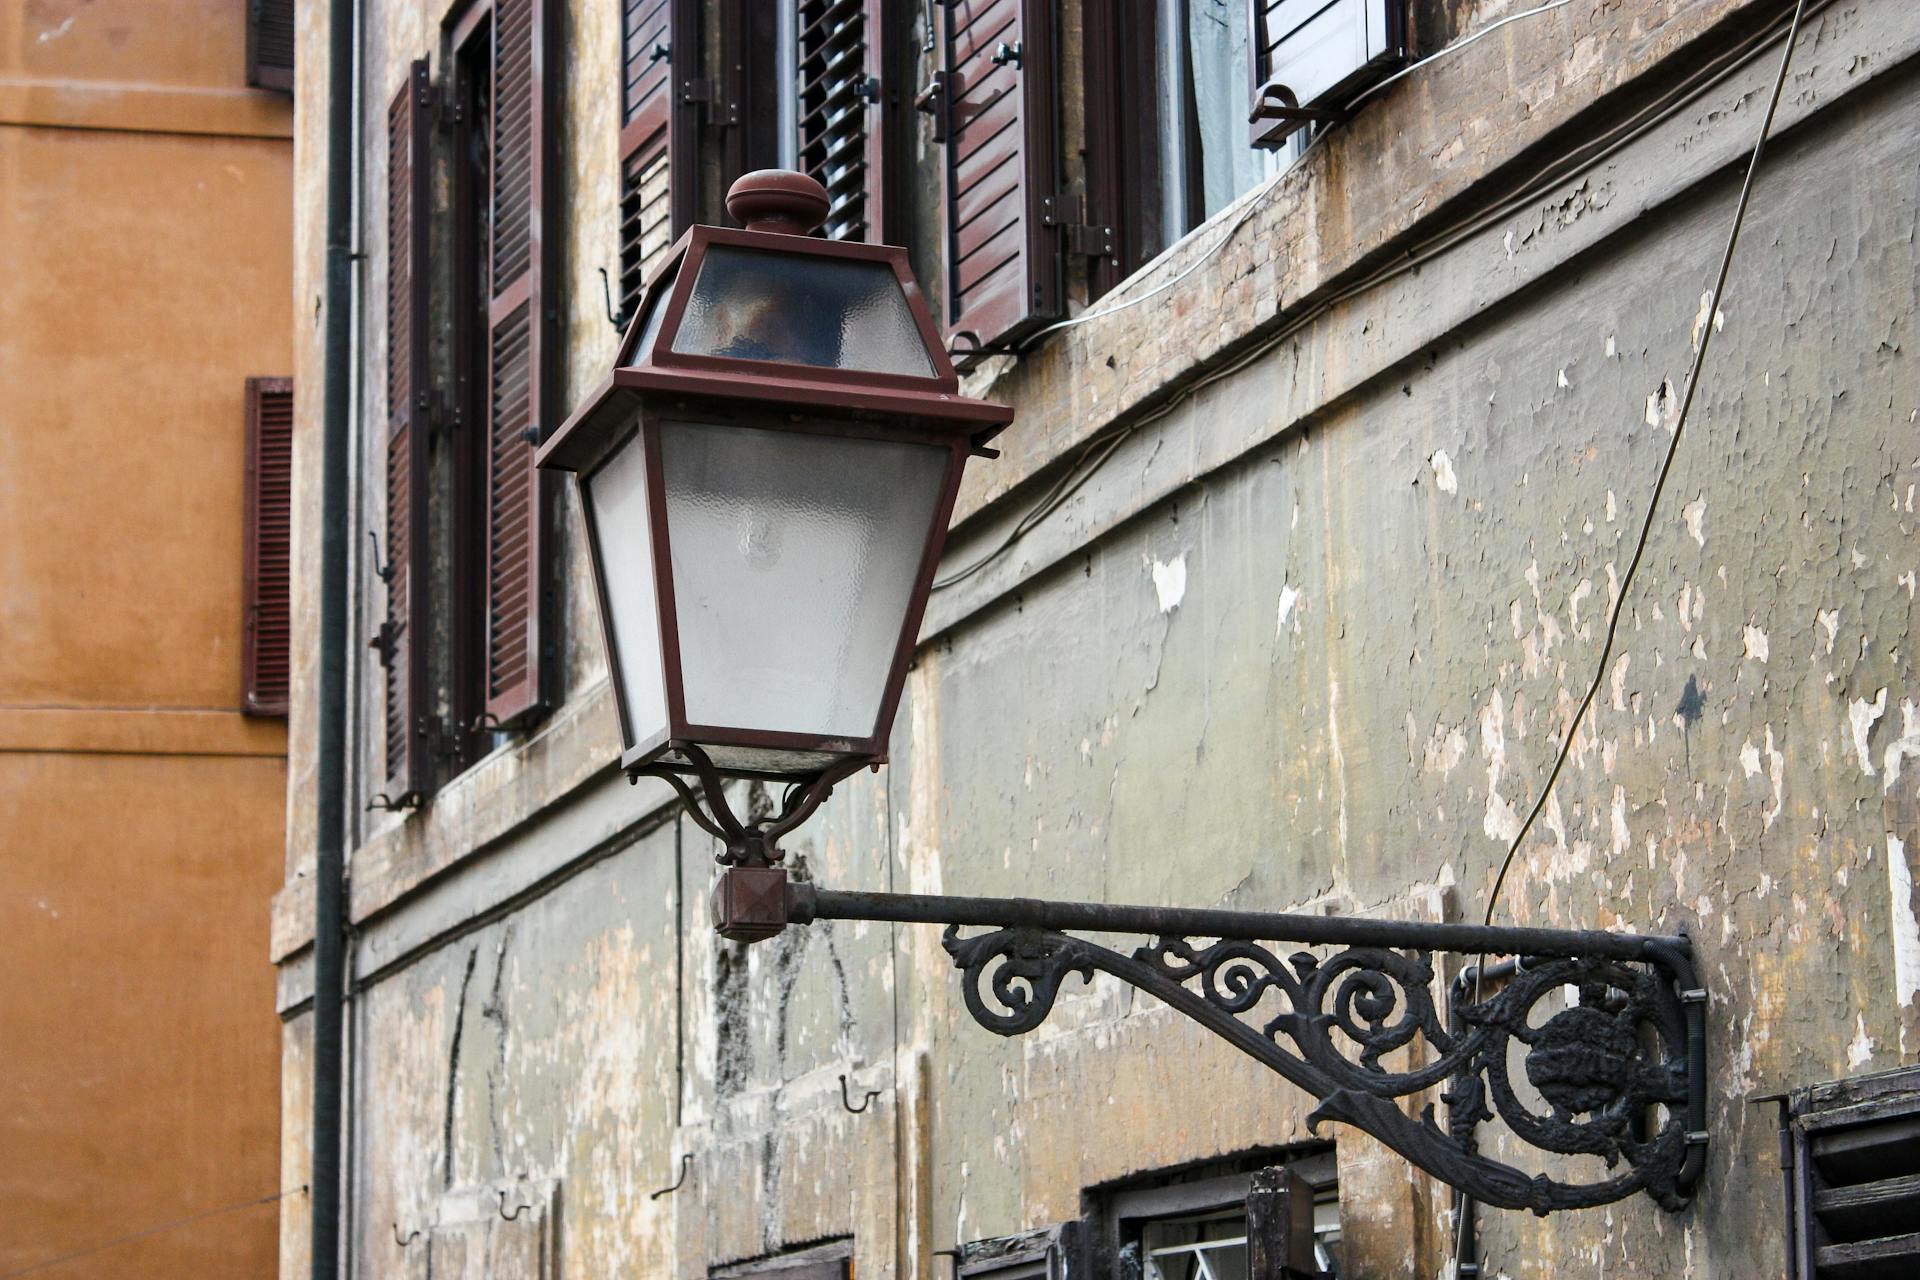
left=0, top=2, right=293, bottom=1275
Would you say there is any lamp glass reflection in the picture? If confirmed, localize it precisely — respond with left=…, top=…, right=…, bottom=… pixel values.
left=658, top=420, right=947, bottom=739
left=583, top=433, right=669, bottom=749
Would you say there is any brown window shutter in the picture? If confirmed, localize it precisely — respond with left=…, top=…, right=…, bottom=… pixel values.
left=619, top=0, right=697, bottom=323
left=935, top=0, right=1064, bottom=365
left=379, top=62, right=433, bottom=805
left=1250, top=0, right=1408, bottom=149
left=246, top=0, right=296, bottom=92
left=796, top=0, right=897, bottom=243
left=242, top=377, right=293, bottom=717
left=482, top=0, right=557, bottom=731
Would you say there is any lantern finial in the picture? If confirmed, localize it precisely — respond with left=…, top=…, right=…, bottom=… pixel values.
left=726, top=169, right=830, bottom=236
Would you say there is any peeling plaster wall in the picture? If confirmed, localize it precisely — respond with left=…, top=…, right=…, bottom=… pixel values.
left=280, top=2, right=1920, bottom=1277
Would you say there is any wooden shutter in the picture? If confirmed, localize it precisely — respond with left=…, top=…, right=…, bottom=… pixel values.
left=380, top=62, right=433, bottom=805
left=619, top=0, right=696, bottom=322
left=956, top=1223, right=1080, bottom=1279
left=1790, top=1066, right=1920, bottom=1279
left=242, top=377, right=293, bottom=717
left=935, top=0, right=1063, bottom=364
left=482, top=0, right=557, bottom=730
left=796, top=0, right=895, bottom=243
left=1249, top=0, right=1407, bottom=148
left=246, top=0, right=296, bottom=92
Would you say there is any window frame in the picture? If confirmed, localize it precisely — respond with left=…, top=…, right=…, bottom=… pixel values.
left=1094, top=1152, right=1340, bottom=1280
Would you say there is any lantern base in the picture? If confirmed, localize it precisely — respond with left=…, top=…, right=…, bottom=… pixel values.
left=632, top=743, right=867, bottom=865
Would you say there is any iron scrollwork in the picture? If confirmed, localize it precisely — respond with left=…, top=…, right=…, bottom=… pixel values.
left=940, top=925, right=1702, bottom=1214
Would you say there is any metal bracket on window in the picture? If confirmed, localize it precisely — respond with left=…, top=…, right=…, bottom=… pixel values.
left=367, top=530, right=395, bottom=586
left=648, top=41, right=671, bottom=65
left=1249, top=82, right=1335, bottom=151
left=914, top=70, right=951, bottom=144
left=367, top=619, right=397, bottom=668
left=991, top=40, right=1022, bottom=69
left=1040, top=195, right=1116, bottom=264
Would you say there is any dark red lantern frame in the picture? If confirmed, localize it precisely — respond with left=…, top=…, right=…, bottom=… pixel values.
left=538, top=173, right=1012, bottom=786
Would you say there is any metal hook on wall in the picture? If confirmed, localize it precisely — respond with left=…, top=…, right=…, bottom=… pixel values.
left=393, top=1223, right=423, bottom=1248
left=498, top=1189, right=532, bottom=1221
left=839, top=1073, right=882, bottom=1115
left=648, top=1153, right=693, bottom=1201
left=598, top=267, right=631, bottom=332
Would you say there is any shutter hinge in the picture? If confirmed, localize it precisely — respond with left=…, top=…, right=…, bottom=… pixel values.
left=1040, top=195, right=1116, bottom=262
left=914, top=70, right=951, bottom=144
left=682, top=76, right=741, bottom=127
left=368, top=620, right=397, bottom=668
left=432, top=76, right=462, bottom=130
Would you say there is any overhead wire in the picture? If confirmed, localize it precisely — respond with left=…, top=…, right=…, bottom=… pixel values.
left=0, top=1186, right=309, bottom=1279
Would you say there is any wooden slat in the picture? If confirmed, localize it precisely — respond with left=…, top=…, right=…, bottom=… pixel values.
left=1814, top=1232, right=1920, bottom=1278
left=379, top=61, right=433, bottom=805
left=242, top=377, right=292, bottom=716
left=939, top=0, right=1060, bottom=360
left=1815, top=1172, right=1920, bottom=1242
left=795, top=0, right=889, bottom=243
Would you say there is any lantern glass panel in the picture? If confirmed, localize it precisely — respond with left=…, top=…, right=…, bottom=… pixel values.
left=670, top=246, right=936, bottom=377
left=584, top=433, right=670, bottom=749
left=658, top=420, right=947, bottom=738
left=623, top=269, right=674, bottom=366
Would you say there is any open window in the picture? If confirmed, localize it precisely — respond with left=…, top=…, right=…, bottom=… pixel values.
left=1096, top=1151, right=1340, bottom=1279
left=1248, top=0, right=1409, bottom=149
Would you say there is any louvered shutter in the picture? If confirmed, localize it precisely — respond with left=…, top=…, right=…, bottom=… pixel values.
left=935, top=0, right=1063, bottom=364
left=246, top=0, right=296, bottom=92
left=796, top=0, right=894, bottom=243
left=619, top=0, right=696, bottom=323
left=482, top=0, right=557, bottom=730
left=1249, top=0, right=1407, bottom=148
left=380, top=62, right=433, bottom=805
left=242, top=378, right=293, bottom=716
left=1790, top=1065, right=1920, bottom=1279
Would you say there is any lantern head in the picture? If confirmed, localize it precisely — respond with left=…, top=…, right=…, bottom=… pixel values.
left=538, top=170, right=1011, bottom=786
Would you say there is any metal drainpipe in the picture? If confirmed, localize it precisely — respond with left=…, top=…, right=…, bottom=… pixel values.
left=313, top=0, right=357, bottom=1275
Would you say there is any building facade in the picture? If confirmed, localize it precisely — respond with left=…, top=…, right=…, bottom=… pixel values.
left=277, top=0, right=1920, bottom=1276
left=0, top=1, right=295, bottom=1275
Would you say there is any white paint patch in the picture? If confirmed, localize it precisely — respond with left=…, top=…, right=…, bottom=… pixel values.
left=1605, top=334, right=1617, bottom=358
left=38, top=15, right=75, bottom=42
left=1818, top=608, right=1841, bottom=656
left=1849, top=688, right=1889, bottom=776
left=1645, top=379, right=1678, bottom=431
left=1743, top=625, right=1770, bottom=663
left=1881, top=699, right=1920, bottom=791
left=1481, top=692, right=1522, bottom=844
left=1610, top=785, right=1630, bottom=858
left=1890, top=834, right=1920, bottom=1055
left=1690, top=290, right=1726, bottom=351
left=1430, top=450, right=1459, bottom=494
left=1558, top=367, right=1571, bottom=389
left=1740, top=741, right=1762, bottom=777
left=1847, top=1013, right=1875, bottom=1070
left=1151, top=553, right=1187, bottom=613
left=1762, top=724, right=1785, bottom=830
left=1276, top=582, right=1301, bottom=635
left=1682, top=496, right=1707, bottom=547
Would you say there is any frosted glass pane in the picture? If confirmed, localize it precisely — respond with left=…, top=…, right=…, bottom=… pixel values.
left=671, top=246, right=936, bottom=377
left=622, top=269, right=674, bottom=365
left=585, top=435, right=669, bottom=749
left=660, top=422, right=947, bottom=738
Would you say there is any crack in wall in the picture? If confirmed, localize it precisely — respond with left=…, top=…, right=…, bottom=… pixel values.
left=444, top=946, right=479, bottom=1190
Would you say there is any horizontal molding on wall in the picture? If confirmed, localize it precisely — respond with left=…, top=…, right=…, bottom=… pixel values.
left=0, top=77, right=293, bottom=139
left=0, top=705, right=287, bottom=758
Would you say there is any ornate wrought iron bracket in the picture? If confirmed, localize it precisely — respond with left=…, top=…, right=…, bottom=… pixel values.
left=710, top=869, right=1708, bottom=1215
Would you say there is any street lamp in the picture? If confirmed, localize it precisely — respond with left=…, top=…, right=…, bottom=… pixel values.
left=540, top=171, right=1709, bottom=1218
left=540, top=170, right=1010, bottom=868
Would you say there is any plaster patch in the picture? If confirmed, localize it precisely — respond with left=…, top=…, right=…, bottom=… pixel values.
left=1645, top=378, right=1678, bottom=431
left=1558, top=367, right=1571, bottom=389
left=1890, top=835, right=1920, bottom=1054
left=1817, top=608, right=1840, bottom=656
left=1690, top=291, right=1726, bottom=351
left=1881, top=699, right=1920, bottom=791
left=1610, top=786, right=1630, bottom=858
left=1277, top=582, right=1301, bottom=634
left=1683, top=496, right=1706, bottom=547
left=1847, top=1014, right=1875, bottom=1070
left=1740, top=742, right=1762, bottom=777
left=1430, top=450, right=1459, bottom=494
left=1151, top=553, right=1187, bottom=613
left=1848, top=688, right=1889, bottom=776
left=1743, top=625, right=1770, bottom=663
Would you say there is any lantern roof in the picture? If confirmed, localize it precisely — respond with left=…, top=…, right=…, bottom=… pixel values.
left=540, top=171, right=1012, bottom=476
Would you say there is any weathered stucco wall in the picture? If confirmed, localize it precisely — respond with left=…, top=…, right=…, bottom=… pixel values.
left=0, top=1, right=293, bottom=1274
left=280, top=1, right=1920, bottom=1276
